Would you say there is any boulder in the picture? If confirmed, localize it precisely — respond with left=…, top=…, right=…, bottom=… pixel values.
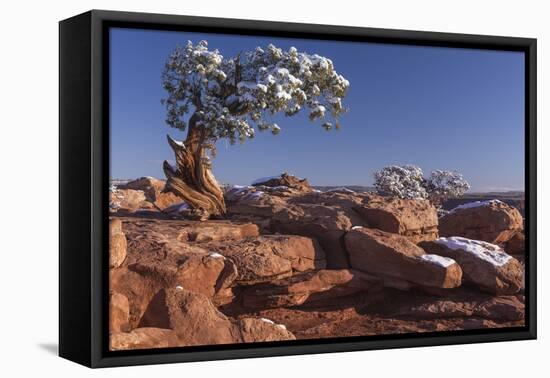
left=419, top=237, right=523, bottom=294
left=110, top=248, right=237, bottom=328
left=251, top=172, right=312, bottom=193
left=504, top=231, right=525, bottom=256
left=109, top=292, right=130, bottom=333
left=272, top=204, right=353, bottom=268
left=289, top=190, right=372, bottom=226
left=110, top=327, right=181, bottom=351
left=242, top=269, right=381, bottom=308
left=128, top=251, right=238, bottom=298
left=353, top=196, right=439, bottom=243
left=345, top=228, right=462, bottom=289
left=118, top=176, right=182, bottom=210
left=138, top=288, right=295, bottom=345
left=178, top=222, right=259, bottom=243
left=207, top=235, right=326, bottom=285
left=439, top=200, right=523, bottom=244
left=237, top=318, right=296, bottom=342
left=139, top=288, right=239, bottom=345
left=118, top=177, right=165, bottom=200
left=110, top=189, right=149, bottom=212
left=109, top=218, right=127, bottom=268
left=475, top=296, right=524, bottom=321
left=110, top=268, right=165, bottom=329
left=213, top=247, right=293, bottom=286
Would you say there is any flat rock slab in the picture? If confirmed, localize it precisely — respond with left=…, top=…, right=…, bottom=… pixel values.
left=345, top=227, right=462, bottom=289
left=205, top=235, right=326, bottom=285
left=178, top=222, right=259, bottom=242
left=420, top=237, right=523, bottom=294
left=242, top=269, right=382, bottom=309
left=394, top=295, right=524, bottom=322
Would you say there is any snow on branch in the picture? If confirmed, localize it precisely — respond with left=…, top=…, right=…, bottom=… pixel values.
left=161, top=41, right=350, bottom=145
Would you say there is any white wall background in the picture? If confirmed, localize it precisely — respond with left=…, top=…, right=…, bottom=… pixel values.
left=0, top=0, right=547, bottom=375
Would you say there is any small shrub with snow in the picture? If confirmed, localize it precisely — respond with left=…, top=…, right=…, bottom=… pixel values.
left=373, top=165, right=428, bottom=200
left=425, top=169, right=471, bottom=205
left=373, top=165, right=470, bottom=204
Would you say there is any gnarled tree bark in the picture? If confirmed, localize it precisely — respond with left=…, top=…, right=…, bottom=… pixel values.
left=163, top=113, right=226, bottom=219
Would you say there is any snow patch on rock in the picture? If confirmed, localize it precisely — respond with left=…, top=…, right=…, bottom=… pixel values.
left=449, top=199, right=503, bottom=213
left=225, top=185, right=254, bottom=201
left=420, top=254, right=456, bottom=268
left=242, top=191, right=264, bottom=201
left=435, top=236, right=512, bottom=267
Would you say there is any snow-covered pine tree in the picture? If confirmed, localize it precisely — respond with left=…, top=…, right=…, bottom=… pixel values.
left=161, top=41, right=350, bottom=218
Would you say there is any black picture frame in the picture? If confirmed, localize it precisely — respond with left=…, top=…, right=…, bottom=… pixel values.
left=59, top=9, right=537, bottom=368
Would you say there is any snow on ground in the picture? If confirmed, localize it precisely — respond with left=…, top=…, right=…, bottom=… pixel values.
left=208, top=252, right=225, bottom=259
left=420, top=254, right=456, bottom=268
left=251, top=175, right=282, bottom=186
left=449, top=199, right=503, bottom=213
left=435, top=236, right=512, bottom=267
left=260, top=318, right=275, bottom=324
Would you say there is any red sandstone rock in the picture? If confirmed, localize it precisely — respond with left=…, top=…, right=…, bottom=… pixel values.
left=118, top=176, right=182, bottom=210
left=178, top=222, right=259, bottom=242
left=242, top=269, right=381, bottom=308
left=251, top=173, right=312, bottom=193
left=110, top=327, right=181, bottom=351
left=420, top=237, right=523, bottom=295
left=439, top=200, right=523, bottom=244
left=353, top=195, right=439, bottom=243
left=504, top=231, right=525, bottom=256
left=206, top=235, right=326, bottom=285
left=109, top=218, right=127, bottom=268
left=109, top=292, right=130, bottom=333
left=110, top=189, right=149, bottom=212
left=138, top=288, right=295, bottom=345
left=237, top=318, right=296, bottom=342
left=272, top=204, right=352, bottom=269
left=345, top=228, right=462, bottom=289
left=475, top=296, right=524, bottom=321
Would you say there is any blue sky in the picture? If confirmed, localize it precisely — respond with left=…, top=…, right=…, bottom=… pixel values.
left=110, top=28, right=525, bottom=192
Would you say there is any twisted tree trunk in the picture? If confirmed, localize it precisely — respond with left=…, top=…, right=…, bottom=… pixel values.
left=163, top=113, right=226, bottom=219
